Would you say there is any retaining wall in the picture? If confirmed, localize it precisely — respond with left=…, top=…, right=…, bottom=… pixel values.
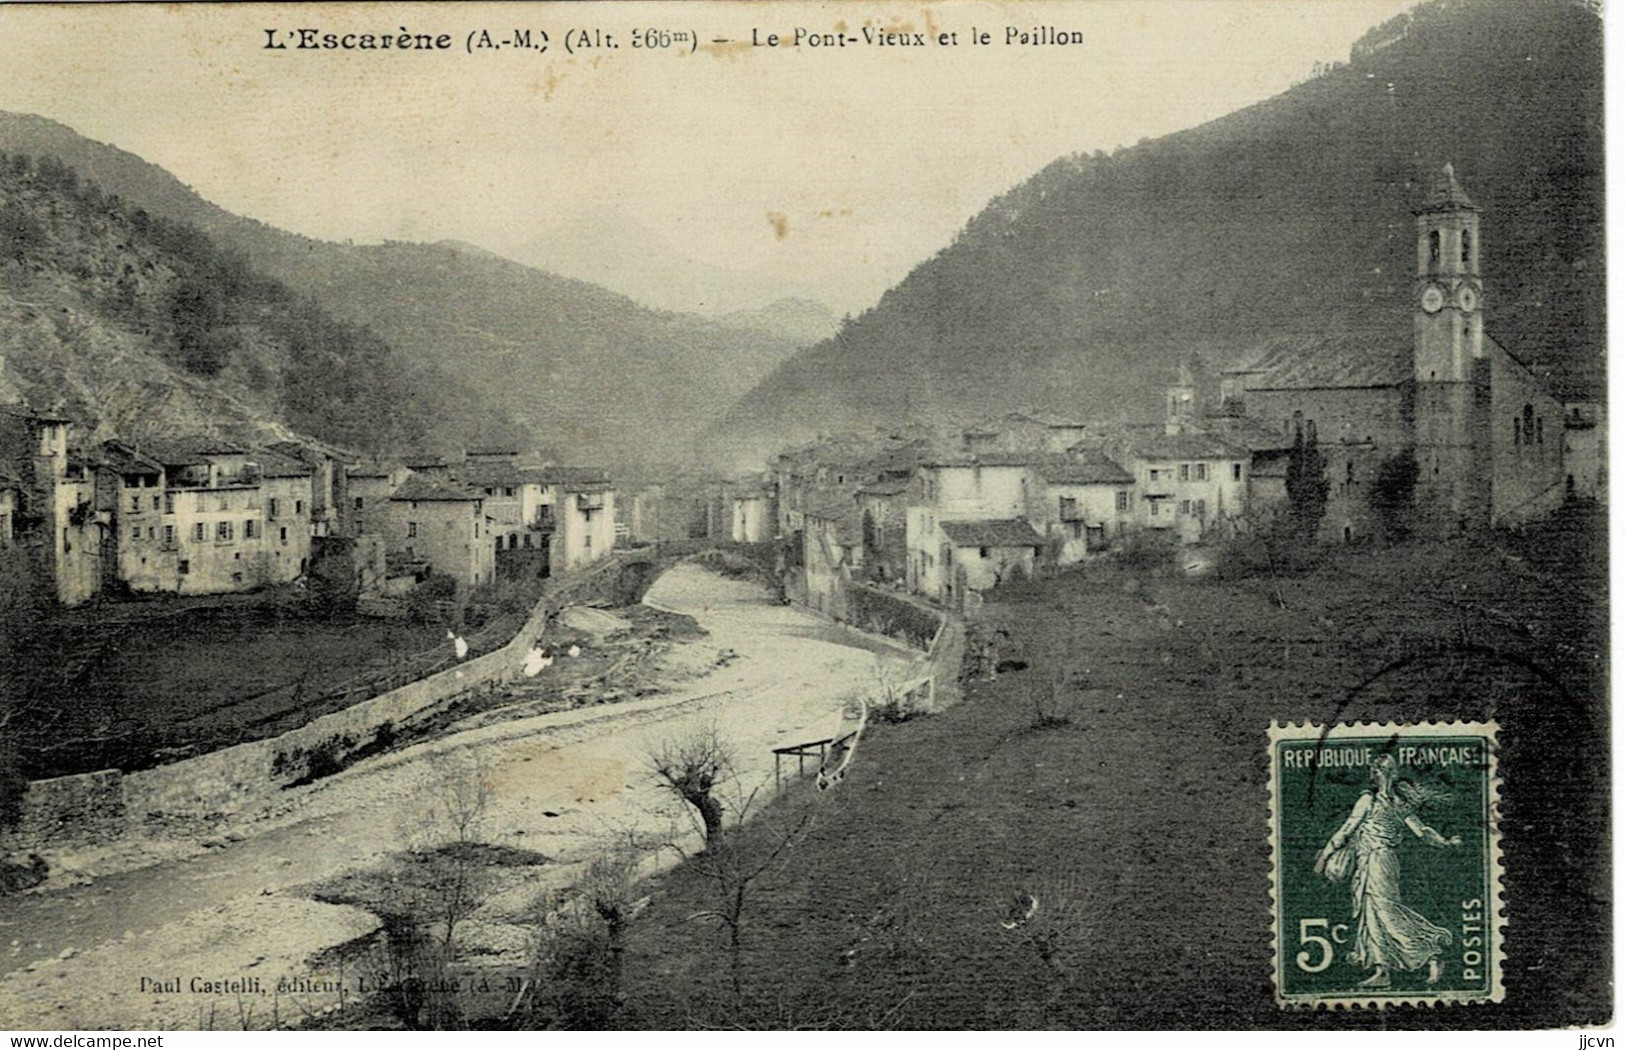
left=9, top=553, right=646, bottom=850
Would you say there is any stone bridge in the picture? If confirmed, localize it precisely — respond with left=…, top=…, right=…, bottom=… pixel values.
left=596, top=540, right=784, bottom=606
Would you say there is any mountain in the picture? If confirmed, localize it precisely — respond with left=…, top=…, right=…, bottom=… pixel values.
left=506, top=210, right=830, bottom=316
left=710, top=0, right=1603, bottom=461
left=0, top=113, right=806, bottom=468
left=718, top=298, right=842, bottom=346
left=0, top=152, right=508, bottom=455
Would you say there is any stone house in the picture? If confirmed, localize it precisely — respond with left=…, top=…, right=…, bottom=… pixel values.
left=1027, top=452, right=1136, bottom=564
left=384, top=476, right=495, bottom=589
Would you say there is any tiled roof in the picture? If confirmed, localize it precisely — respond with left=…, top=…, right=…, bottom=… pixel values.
left=96, top=441, right=163, bottom=475
left=539, top=466, right=612, bottom=488
left=922, top=453, right=1035, bottom=469
left=135, top=436, right=248, bottom=466
left=1078, top=425, right=1248, bottom=462
left=858, top=479, right=911, bottom=497
left=1226, top=330, right=1407, bottom=391
left=390, top=476, right=483, bottom=502
left=1031, top=451, right=1133, bottom=486
left=1418, top=163, right=1477, bottom=213
left=1202, top=416, right=1294, bottom=452
left=1251, top=450, right=1292, bottom=479
left=940, top=519, right=1044, bottom=549
left=249, top=448, right=313, bottom=478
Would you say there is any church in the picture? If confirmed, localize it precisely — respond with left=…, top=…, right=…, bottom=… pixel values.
left=1218, top=164, right=1570, bottom=541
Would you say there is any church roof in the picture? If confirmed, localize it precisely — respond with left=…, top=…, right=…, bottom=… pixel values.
left=1227, top=330, right=1407, bottom=391
left=1417, top=162, right=1478, bottom=213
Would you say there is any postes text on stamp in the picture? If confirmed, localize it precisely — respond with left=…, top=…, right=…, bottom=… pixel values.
left=1269, top=721, right=1503, bottom=1008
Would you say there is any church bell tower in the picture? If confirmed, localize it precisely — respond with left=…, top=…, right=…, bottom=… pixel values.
left=1413, top=163, right=1491, bottom=532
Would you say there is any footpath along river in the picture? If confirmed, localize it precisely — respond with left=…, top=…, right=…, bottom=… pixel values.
left=0, top=564, right=920, bottom=1030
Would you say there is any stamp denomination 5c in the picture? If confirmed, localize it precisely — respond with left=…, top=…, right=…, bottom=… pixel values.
left=1269, top=721, right=1503, bottom=1008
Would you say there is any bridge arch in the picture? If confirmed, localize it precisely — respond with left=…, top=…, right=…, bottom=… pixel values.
left=606, top=541, right=784, bottom=605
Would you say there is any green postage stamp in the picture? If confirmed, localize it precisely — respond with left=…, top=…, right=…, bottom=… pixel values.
left=1269, top=721, right=1503, bottom=1008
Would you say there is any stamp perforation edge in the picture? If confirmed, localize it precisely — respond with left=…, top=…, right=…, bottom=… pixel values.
left=1267, top=719, right=1505, bottom=1009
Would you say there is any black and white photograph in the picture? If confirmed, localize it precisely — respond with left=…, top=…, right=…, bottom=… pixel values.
left=0, top=0, right=1609, bottom=1035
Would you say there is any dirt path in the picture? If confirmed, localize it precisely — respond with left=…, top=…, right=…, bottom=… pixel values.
left=0, top=566, right=919, bottom=1030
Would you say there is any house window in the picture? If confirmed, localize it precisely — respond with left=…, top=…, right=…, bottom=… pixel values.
left=1536, top=418, right=1544, bottom=445
left=130, top=526, right=141, bottom=540
left=1150, top=501, right=1160, bottom=517
left=164, top=493, right=175, bottom=515
left=245, top=519, right=259, bottom=539
left=354, top=496, right=364, bottom=510
left=148, top=527, right=156, bottom=539
left=1148, top=469, right=1159, bottom=482
left=508, top=532, right=518, bottom=548
left=151, top=495, right=160, bottom=511
left=1195, top=463, right=1208, bottom=481
left=979, top=546, right=990, bottom=559
left=232, top=572, right=243, bottom=584
left=217, top=521, right=234, bottom=542
left=163, top=525, right=175, bottom=547
left=1232, top=463, right=1242, bottom=481
left=407, top=521, right=418, bottom=538
left=280, top=526, right=288, bottom=544
left=1059, top=496, right=1077, bottom=520
left=584, top=534, right=592, bottom=550
left=216, top=494, right=228, bottom=512
left=1195, top=499, right=1207, bottom=519
left=523, top=533, right=532, bottom=548
left=178, top=559, right=189, bottom=575
left=129, top=494, right=141, bottom=512
left=295, top=500, right=304, bottom=515
left=1461, top=229, right=1472, bottom=267
left=504, top=487, right=515, bottom=498
left=63, top=529, right=71, bottom=554
left=1429, top=228, right=1440, bottom=266
left=1116, top=491, right=1130, bottom=512
left=1179, top=464, right=1190, bottom=482
left=268, top=497, right=280, bottom=519
left=193, top=522, right=205, bottom=542
left=1179, top=500, right=1190, bottom=516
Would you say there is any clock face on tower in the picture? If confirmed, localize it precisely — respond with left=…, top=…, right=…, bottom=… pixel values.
left=1456, top=284, right=1479, bottom=313
left=1421, top=284, right=1446, bottom=314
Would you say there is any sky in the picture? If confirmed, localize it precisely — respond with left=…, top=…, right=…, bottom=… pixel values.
left=0, top=0, right=1420, bottom=316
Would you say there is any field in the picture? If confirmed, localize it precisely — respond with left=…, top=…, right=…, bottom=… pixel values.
left=8, top=598, right=450, bottom=778
left=605, top=506, right=1608, bottom=1029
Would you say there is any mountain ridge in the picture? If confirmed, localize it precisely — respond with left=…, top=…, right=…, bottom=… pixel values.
left=708, top=0, right=1603, bottom=463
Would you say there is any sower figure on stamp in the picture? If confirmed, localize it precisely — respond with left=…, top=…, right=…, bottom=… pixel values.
left=1313, top=754, right=1462, bottom=988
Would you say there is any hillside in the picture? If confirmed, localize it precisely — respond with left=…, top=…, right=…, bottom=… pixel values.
left=712, top=0, right=1603, bottom=460
left=0, top=113, right=808, bottom=467
left=0, top=153, right=507, bottom=454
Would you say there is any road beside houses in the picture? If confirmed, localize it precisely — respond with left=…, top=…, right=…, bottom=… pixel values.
left=0, top=565, right=920, bottom=1030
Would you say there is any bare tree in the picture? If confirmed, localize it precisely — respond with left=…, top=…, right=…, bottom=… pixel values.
left=522, top=841, right=648, bottom=1028
left=649, top=725, right=734, bottom=845
left=681, top=792, right=823, bottom=1005
left=414, top=753, right=494, bottom=955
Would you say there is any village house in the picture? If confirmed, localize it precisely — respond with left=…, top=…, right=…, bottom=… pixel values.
left=104, top=438, right=316, bottom=596
left=458, top=457, right=555, bottom=565
left=346, top=461, right=413, bottom=536
left=383, top=475, right=495, bottom=589
left=794, top=491, right=864, bottom=618
left=0, top=408, right=105, bottom=606
left=1082, top=427, right=1249, bottom=545
left=552, top=470, right=615, bottom=573
left=904, top=455, right=1039, bottom=607
left=1026, top=451, right=1137, bottom=564
left=268, top=438, right=354, bottom=538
